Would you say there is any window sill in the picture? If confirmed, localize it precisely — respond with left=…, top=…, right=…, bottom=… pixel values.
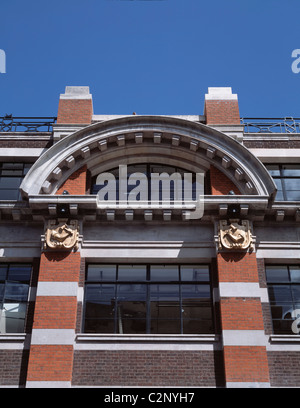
left=269, top=334, right=300, bottom=344
left=0, top=334, right=26, bottom=342
left=75, top=333, right=219, bottom=343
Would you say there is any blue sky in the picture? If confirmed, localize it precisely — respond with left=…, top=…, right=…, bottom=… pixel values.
left=0, top=0, right=299, bottom=118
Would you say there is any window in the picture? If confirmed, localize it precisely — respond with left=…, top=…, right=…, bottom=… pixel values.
left=83, top=264, right=214, bottom=335
left=0, top=162, right=31, bottom=200
left=266, top=265, right=300, bottom=334
left=0, top=264, right=32, bottom=333
left=266, top=164, right=300, bottom=201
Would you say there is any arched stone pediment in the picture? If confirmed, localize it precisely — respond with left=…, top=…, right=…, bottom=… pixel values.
left=20, top=115, right=276, bottom=200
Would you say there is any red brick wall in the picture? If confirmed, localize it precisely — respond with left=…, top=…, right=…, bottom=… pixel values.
left=220, top=297, right=264, bottom=330
left=216, top=252, right=270, bottom=385
left=32, top=296, right=77, bottom=329
left=210, top=165, right=240, bottom=195
left=57, top=99, right=93, bottom=124
left=27, top=346, right=74, bottom=382
left=72, top=350, right=225, bottom=387
left=224, top=347, right=270, bottom=383
left=217, top=252, right=259, bottom=282
left=26, top=251, right=81, bottom=386
left=38, top=251, right=81, bottom=281
left=205, top=100, right=240, bottom=125
left=56, top=165, right=87, bottom=195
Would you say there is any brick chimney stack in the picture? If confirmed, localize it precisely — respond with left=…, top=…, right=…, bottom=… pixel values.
left=57, top=86, right=93, bottom=125
left=204, top=87, right=240, bottom=125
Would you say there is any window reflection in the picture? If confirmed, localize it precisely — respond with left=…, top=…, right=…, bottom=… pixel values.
left=0, top=264, right=32, bottom=333
left=84, top=264, right=213, bottom=335
left=266, top=264, right=300, bottom=334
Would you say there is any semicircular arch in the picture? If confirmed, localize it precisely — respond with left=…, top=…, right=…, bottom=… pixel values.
left=20, top=115, right=277, bottom=200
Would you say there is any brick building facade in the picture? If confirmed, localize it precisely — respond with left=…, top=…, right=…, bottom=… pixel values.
left=0, top=86, right=300, bottom=387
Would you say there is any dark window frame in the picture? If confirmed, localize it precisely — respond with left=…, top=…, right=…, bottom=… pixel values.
left=0, top=263, right=32, bottom=334
left=0, top=162, right=32, bottom=201
left=266, top=264, right=300, bottom=335
left=83, top=263, right=214, bottom=335
left=265, top=163, right=300, bottom=201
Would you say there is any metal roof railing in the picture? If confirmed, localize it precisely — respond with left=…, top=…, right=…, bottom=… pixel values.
left=0, top=115, right=57, bottom=132
left=241, top=117, right=300, bottom=134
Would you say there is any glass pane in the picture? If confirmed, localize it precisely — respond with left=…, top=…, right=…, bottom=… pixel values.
left=268, top=285, right=293, bottom=303
left=4, top=282, right=29, bottom=302
left=284, top=179, right=300, bottom=191
left=0, top=303, right=26, bottom=333
left=150, top=265, right=179, bottom=281
left=8, top=264, right=31, bottom=282
left=23, top=164, right=31, bottom=175
left=2, top=163, right=23, bottom=170
left=273, top=178, right=283, bottom=191
left=0, top=284, right=4, bottom=301
left=117, top=319, right=146, bottom=334
left=118, top=265, right=147, bottom=281
left=150, top=165, right=176, bottom=174
left=150, top=284, right=180, bottom=319
left=150, top=319, right=180, bottom=334
left=292, top=286, right=300, bottom=302
left=183, top=319, right=213, bottom=334
left=181, top=265, right=209, bottom=282
left=85, top=284, right=116, bottom=326
left=85, top=283, right=115, bottom=301
left=272, top=319, right=294, bottom=334
left=282, top=164, right=300, bottom=177
left=85, top=301, right=115, bottom=319
left=116, top=284, right=147, bottom=317
left=127, top=164, right=147, bottom=175
left=0, top=265, right=7, bottom=281
left=290, top=266, right=300, bottom=282
left=182, top=284, right=211, bottom=299
left=266, top=164, right=280, bottom=176
left=271, top=304, right=294, bottom=320
left=0, top=177, right=22, bottom=189
left=274, top=190, right=284, bottom=201
left=87, top=265, right=116, bottom=281
left=266, top=266, right=289, bottom=282
left=0, top=189, right=20, bottom=200
left=285, top=191, right=300, bottom=201
left=84, top=318, right=114, bottom=333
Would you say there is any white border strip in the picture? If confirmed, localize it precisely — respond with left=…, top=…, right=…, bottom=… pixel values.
left=31, top=329, right=75, bottom=345
left=222, top=330, right=268, bottom=346
left=36, top=282, right=78, bottom=297
left=26, top=381, right=71, bottom=388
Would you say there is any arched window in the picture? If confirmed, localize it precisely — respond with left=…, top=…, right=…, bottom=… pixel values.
left=91, top=163, right=211, bottom=201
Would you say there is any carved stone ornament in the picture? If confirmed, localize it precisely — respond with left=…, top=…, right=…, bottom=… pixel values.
left=44, top=220, right=79, bottom=251
left=218, top=219, right=253, bottom=251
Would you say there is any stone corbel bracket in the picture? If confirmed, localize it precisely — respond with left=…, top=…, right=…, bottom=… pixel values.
left=43, top=219, right=80, bottom=251
left=216, top=219, right=255, bottom=252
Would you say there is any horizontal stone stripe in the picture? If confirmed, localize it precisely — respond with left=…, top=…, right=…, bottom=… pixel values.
left=31, top=329, right=75, bottom=345
left=26, top=381, right=71, bottom=388
left=222, top=330, right=268, bottom=346
left=36, top=281, right=78, bottom=297
left=226, top=382, right=270, bottom=388
left=219, top=282, right=267, bottom=299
